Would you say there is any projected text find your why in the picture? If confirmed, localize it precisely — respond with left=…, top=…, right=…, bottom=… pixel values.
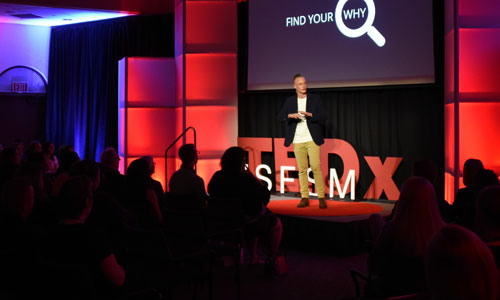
left=285, top=9, right=366, bottom=27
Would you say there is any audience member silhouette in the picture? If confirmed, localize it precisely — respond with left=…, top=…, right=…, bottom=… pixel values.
left=168, top=144, right=207, bottom=209
left=24, top=140, right=42, bottom=161
left=0, top=146, right=22, bottom=188
left=453, top=158, right=484, bottom=229
left=51, top=150, right=80, bottom=197
left=124, top=158, right=163, bottom=227
left=139, top=155, right=165, bottom=209
left=98, top=147, right=126, bottom=200
left=208, top=146, right=282, bottom=265
left=412, top=160, right=453, bottom=222
left=71, top=160, right=136, bottom=252
left=41, top=175, right=126, bottom=292
left=475, top=185, right=500, bottom=268
left=42, top=141, right=59, bottom=174
left=426, top=224, right=499, bottom=300
left=368, top=176, right=445, bottom=296
left=19, top=151, right=54, bottom=226
left=476, top=185, right=500, bottom=242
left=0, top=177, right=40, bottom=298
left=475, top=168, right=500, bottom=191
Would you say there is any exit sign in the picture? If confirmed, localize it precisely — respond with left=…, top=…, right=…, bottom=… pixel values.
left=12, top=82, right=28, bottom=92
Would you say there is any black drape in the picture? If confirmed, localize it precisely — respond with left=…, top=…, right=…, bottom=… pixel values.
left=46, top=15, right=174, bottom=160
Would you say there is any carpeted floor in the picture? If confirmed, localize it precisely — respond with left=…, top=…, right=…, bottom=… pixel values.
left=170, top=246, right=369, bottom=300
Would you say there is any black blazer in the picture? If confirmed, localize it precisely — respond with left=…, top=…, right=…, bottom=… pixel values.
left=277, top=93, right=327, bottom=147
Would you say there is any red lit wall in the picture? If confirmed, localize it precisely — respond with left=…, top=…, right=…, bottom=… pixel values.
left=459, top=103, right=500, bottom=175
left=175, top=0, right=238, bottom=187
left=445, top=0, right=500, bottom=203
left=118, top=57, right=179, bottom=191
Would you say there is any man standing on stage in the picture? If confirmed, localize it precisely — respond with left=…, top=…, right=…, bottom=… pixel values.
left=277, top=74, right=327, bottom=209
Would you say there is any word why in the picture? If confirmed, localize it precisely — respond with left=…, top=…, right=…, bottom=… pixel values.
left=343, top=8, right=367, bottom=20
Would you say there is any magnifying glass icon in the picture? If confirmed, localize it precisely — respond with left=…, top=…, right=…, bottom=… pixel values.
left=335, top=0, right=386, bottom=47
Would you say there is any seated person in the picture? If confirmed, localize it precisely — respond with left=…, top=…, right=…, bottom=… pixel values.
left=139, top=155, right=166, bottom=210
left=475, top=185, right=500, bottom=268
left=98, top=147, right=125, bottom=200
left=208, top=147, right=282, bottom=265
left=124, top=159, right=163, bottom=227
left=368, top=177, right=445, bottom=296
left=453, top=159, right=484, bottom=229
left=168, top=144, right=207, bottom=209
left=0, top=177, right=39, bottom=298
left=426, top=224, right=499, bottom=300
left=41, top=175, right=126, bottom=294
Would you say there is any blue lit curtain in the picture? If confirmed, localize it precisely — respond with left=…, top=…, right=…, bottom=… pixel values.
left=46, top=15, right=173, bottom=160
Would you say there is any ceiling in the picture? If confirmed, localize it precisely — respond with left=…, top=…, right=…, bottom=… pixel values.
left=0, top=3, right=136, bottom=26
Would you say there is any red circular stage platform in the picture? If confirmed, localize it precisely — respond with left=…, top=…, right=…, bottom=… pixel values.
left=268, top=199, right=384, bottom=217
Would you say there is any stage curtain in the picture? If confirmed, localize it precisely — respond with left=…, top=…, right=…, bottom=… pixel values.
left=46, top=15, right=173, bottom=160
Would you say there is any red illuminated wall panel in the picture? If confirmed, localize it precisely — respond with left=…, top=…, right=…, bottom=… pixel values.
left=127, top=58, right=176, bottom=106
left=458, top=0, right=500, bottom=17
left=185, top=106, right=238, bottom=155
left=444, top=172, right=455, bottom=204
left=185, top=53, right=237, bottom=102
left=459, top=103, right=500, bottom=175
left=185, top=1, right=237, bottom=52
left=118, top=57, right=179, bottom=191
left=126, top=108, right=178, bottom=156
left=444, top=32, right=454, bottom=103
left=459, top=29, right=500, bottom=100
left=196, top=159, right=221, bottom=189
left=444, top=104, right=455, bottom=173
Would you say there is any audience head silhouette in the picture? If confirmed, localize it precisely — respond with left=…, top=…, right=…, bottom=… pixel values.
left=139, top=155, right=155, bottom=175
left=426, top=224, right=499, bottom=300
left=71, top=160, right=101, bottom=191
left=220, top=147, right=246, bottom=174
left=178, top=144, right=198, bottom=168
left=126, top=158, right=150, bottom=186
left=100, top=147, right=120, bottom=171
left=463, top=158, right=484, bottom=187
left=58, top=175, right=93, bottom=222
left=392, top=176, right=445, bottom=256
left=475, top=169, right=499, bottom=191
left=58, top=150, right=80, bottom=174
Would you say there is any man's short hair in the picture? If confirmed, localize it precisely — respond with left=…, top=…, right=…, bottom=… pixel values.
left=100, top=147, right=119, bottom=166
left=293, top=73, right=304, bottom=82
left=178, top=144, right=197, bottom=165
